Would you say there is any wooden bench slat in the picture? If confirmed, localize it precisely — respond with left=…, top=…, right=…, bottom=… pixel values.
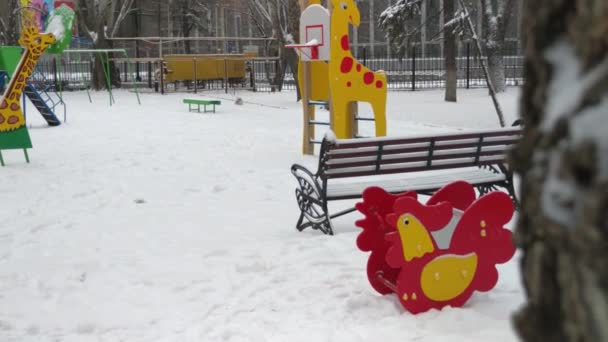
left=324, top=157, right=505, bottom=179
left=324, top=149, right=508, bottom=170
left=331, top=129, right=521, bottom=149
left=183, top=99, right=221, bottom=105
left=326, top=137, right=519, bottom=159
left=326, top=145, right=511, bottom=166
left=326, top=168, right=506, bottom=200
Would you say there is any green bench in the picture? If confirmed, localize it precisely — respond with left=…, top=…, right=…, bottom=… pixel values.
left=183, top=98, right=222, bottom=113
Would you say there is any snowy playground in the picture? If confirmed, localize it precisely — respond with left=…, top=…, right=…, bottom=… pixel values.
left=0, top=0, right=531, bottom=340
left=0, top=88, right=524, bottom=342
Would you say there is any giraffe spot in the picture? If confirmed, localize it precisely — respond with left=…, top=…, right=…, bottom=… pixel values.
left=340, top=57, right=354, bottom=74
left=341, top=35, right=350, bottom=51
left=0, top=114, right=4, bottom=124
left=356, top=64, right=362, bottom=72
left=0, top=100, right=7, bottom=109
left=10, top=103, right=19, bottom=111
left=18, top=75, right=25, bottom=82
left=363, top=72, right=375, bottom=85
left=7, top=115, right=19, bottom=125
left=347, top=81, right=352, bottom=87
left=376, top=80, right=384, bottom=88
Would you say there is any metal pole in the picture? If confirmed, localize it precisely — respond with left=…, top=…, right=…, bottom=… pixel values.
left=160, top=60, right=165, bottom=95
left=412, top=46, right=416, bottom=91
left=148, top=62, right=152, bottom=88
left=193, top=58, right=198, bottom=94
left=224, top=58, right=228, bottom=94
left=466, top=42, right=471, bottom=89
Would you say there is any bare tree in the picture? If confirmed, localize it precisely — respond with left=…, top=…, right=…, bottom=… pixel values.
left=174, top=0, right=209, bottom=54
left=76, top=0, right=135, bottom=89
left=512, top=1, right=608, bottom=341
left=443, top=0, right=457, bottom=102
left=0, top=0, right=20, bottom=46
left=479, top=0, right=516, bottom=93
left=380, top=0, right=458, bottom=102
left=249, top=0, right=300, bottom=93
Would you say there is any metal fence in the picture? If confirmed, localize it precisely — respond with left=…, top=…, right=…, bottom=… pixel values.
left=33, top=42, right=523, bottom=94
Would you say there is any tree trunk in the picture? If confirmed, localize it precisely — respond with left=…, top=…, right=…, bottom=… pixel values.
left=2, top=0, right=19, bottom=46
left=512, top=1, right=608, bottom=342
left=92, top=34, right=121, bottom=90
left=486, top=44, right=506, bottom=93
left=444, top=0, right=457, bottom=102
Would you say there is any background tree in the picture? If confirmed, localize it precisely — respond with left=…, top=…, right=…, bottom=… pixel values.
left=249, top=0, right=301, bottom=94
left=479, top=0, right=516, bottom=93
left=76, top=0, right=135, bottom=89
left=172, top=0, right=210, bottom=54
left=512, top=1, right=608, bottom=341
left=443, top=0, right=457, bottom=102
left=380, top=0, right=458, bottom=102
left=0, top=0, right=20, bottom=46
left=380, top=0, right=517, bottom=94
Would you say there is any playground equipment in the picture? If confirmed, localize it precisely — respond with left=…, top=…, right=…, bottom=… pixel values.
left=287, top=0, right=388, bottom=154
left=160, top=54, right=249, bottom=84
left=355, top=181, right=516, bottom=314
left=0, top=1, right=74, bottom=166
left=61, top=49, right=142, bottom=106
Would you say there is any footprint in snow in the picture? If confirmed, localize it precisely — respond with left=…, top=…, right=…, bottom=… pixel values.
left=212, top=185, right=227, bottom=193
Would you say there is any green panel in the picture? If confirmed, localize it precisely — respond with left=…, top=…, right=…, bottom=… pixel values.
left=0, top=126, right=33, bottom=150
left=0, top=47, right=23, bottom=77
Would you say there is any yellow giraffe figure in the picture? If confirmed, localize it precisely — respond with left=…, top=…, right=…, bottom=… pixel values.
left=0, top=17, right=56, bottom=165
left=328, top=0, right=387, bottom=139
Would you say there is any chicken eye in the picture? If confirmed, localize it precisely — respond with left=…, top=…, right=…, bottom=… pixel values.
left=403, top=218, right=410, bottom=225
left=340, top=2, right=347, bottom=9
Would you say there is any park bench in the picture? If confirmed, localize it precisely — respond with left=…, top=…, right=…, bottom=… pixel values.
left=291, top=127, right=522, bottom=235
left=183, top=98, right=221, bottom=113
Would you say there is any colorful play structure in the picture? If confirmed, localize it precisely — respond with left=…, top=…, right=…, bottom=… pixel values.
left=287, top=0, right=388, bottom=154
left=0, top=0, right=74, bottom=166
left=355, top=181, right=516, bottom=314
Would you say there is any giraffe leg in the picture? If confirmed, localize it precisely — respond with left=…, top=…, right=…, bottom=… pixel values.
left=332, top=98, right=354, bottom=139
left=371, top=92, right=387, bottom=137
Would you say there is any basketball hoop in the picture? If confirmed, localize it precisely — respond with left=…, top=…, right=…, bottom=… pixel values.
left=285, top=40, right=322, bottom=61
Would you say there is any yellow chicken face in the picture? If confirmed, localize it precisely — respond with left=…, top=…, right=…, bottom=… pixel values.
left=396, top=213, right=435, bottom=262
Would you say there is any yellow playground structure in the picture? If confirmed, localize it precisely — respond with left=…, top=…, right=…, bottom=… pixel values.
left=288, top=0, right=388, bottom=154
left=158, top=54, right=250, bottom=84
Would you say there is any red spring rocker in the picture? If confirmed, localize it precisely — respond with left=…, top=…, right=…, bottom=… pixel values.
left=355, top=181, right=516, bottom=314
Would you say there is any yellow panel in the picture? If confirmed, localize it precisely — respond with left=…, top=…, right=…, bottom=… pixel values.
left=420, top=253, right=478, bottom=302
left=163, top=54, right=247, bottom=82
left=328, top=0, right=387, bottom=138
left=298, top=60, right=329, bottom=101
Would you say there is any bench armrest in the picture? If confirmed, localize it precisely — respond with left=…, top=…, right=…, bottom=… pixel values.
left=291, top=163, right=324, bottom=198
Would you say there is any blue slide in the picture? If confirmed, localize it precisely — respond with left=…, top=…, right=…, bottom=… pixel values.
left=24, top=82, right=62, bottom=126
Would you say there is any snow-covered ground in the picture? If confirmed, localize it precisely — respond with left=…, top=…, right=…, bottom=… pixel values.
left=1, top=88, right=523, bottom=342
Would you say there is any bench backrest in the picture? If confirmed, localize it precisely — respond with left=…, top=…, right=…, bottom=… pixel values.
left=318, top=128, right=522, bottom=179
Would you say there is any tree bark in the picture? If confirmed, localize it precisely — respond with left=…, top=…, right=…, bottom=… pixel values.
left=512, top=1, right=608, bottom=341
left=444, top=0, right=457, bottom=102
left=1, top=0, right=19, bottom=46
left=480, top=0, right=515, bottom=93
left=486, top=44, right=506, bottom=93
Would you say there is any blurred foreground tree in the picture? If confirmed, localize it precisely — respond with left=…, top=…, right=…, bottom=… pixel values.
left=512, top=0, right=608, bottom=341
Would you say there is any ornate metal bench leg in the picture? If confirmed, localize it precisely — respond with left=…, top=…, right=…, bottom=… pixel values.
left=292, top=164, right=334, bottom=235
left=294, top=188, right=333, bottom=235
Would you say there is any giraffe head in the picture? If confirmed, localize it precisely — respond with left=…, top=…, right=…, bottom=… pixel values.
left=331, top=0, right=361, bottom=27
left=18, top=26, right=56, bottom=57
